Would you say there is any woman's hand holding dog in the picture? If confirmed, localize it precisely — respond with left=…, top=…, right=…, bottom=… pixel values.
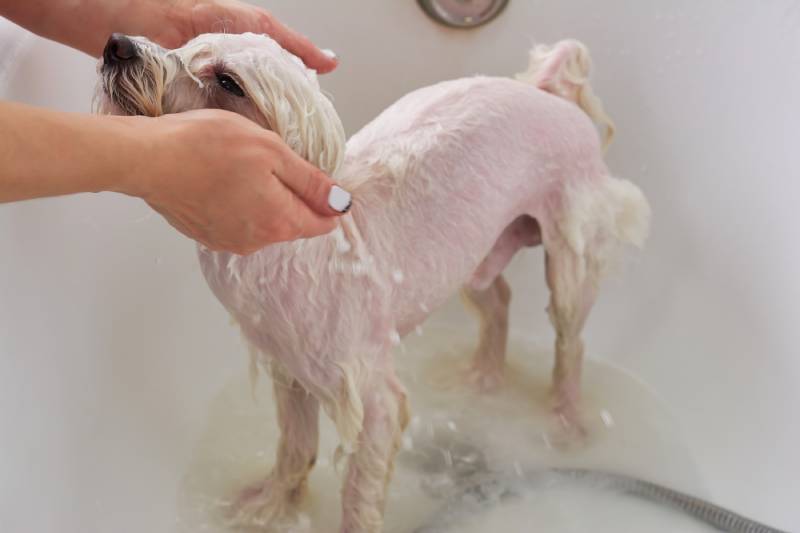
left=131, top=109, right=347, bottom=254
left=0, top=0, right=338, bottom=72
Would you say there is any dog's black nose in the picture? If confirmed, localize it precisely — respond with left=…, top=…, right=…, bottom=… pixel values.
left=103, top=33, right=137, bottom=64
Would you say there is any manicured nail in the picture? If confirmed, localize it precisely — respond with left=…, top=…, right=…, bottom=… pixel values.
left=328, top=185, right=352, bottom=213
left=321, top=48, right=338, bottom=61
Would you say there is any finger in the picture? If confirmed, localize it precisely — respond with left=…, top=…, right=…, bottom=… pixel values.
left=261, top=14, right=338, bottom=73
left=288, top=200, right=339, bottom=239
left=259, top=191, right=337, bottom=244
left=273, top=149, right=352, bottom=217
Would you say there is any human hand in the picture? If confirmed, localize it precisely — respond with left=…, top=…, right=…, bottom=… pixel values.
left=0, top=1, right=338, bottom=71
left=125, top=109, right=349, bottom=254
left=155, top=0, right=338, bottom=73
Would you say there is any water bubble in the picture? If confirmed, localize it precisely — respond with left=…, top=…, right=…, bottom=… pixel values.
left=402, top=435, right=414, bottom=451
left=446, top=421, right=458, bottom=432
left=420, top=302, right=429, bottom=313
left=600, top=409, right=615, bottom=428
left=392, top=269, right=404, bottom=284
left=294, top=513, right=311, bottom=531
left=461, top=451, right=480, bottom=464
left=443, top=449, right=453, bottom=468
left=389, top=330, right=401, bottom=346
left=415, top=325, right=424, bottom=336
left=336, top=239, right=351, bottom=254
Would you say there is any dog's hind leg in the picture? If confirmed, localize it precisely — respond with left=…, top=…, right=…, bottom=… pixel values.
left=462, top=215, right=541, bottom=391
left=544, top=238, right=598, bottom=435
left=461, top=275, right=511, bottom=391
left=340, top=364, right=408, bottom=533
left=233, top=361, right=320, bottom=528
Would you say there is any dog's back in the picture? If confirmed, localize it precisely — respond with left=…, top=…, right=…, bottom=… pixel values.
left=331, top=73, right=608, bottom=329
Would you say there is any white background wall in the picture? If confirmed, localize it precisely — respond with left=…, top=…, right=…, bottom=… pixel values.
left=1, top=1, right=798, bottom=531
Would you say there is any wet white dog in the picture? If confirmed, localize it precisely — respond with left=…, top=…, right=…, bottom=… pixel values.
left=97, top=32, right=650, bottom=533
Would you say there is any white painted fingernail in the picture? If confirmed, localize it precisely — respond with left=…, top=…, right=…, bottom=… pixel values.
left=322, top=49, right=338, bottom=60
left=328, top=185, right=351, bottom=213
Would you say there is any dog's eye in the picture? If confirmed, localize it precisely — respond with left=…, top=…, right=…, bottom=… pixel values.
left=216, top=73, right=245, bottom=97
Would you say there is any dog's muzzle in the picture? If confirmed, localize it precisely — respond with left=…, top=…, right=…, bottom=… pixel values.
left=103, top=33, right=138, bottom=65
left=98, top=33, right=167, bottom=117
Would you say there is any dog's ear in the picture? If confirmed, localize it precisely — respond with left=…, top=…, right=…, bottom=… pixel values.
left=238, top=40, right=346, bottom=177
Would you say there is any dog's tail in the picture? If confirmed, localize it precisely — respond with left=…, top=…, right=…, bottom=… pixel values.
left=516, top=39, right=615, bottom=151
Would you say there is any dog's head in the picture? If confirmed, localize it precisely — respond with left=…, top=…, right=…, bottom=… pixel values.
left=95, top=32, right=344, bottom=174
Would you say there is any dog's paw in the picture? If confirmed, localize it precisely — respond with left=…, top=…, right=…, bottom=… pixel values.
left=463, top=364, right=505, bottom=393
left=545, top=390, right=588, bottom=449
left=228, top=477, right=306, bottom=532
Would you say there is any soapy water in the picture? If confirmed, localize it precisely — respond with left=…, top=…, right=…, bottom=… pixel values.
left=176, top=326, right=707, bottom=532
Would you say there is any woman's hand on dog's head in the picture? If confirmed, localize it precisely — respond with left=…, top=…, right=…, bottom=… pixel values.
left=119, top=109, right=349, bottom=255
left=158, top=0, right=339, bottom=74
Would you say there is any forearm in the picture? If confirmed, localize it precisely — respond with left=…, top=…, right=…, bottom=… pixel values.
left=0, top=101, right=148, bottom=202
left=0, top=0, right=174, bottom=56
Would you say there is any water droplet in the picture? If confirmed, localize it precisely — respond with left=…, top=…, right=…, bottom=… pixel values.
left=337, top=240, right=351, bottom=254
left=443, top=449, right=453, bottom=468
left=446, top=421, right=457, bottom=432
left=392, top=269, right=404, bottom=284
left=600, top=409, right=615, bottom=428
left=415, top=325, right=424, bottom=336
left=389, top=330, right=401, bottom=346
left=402, top=435, right=414, bottom=451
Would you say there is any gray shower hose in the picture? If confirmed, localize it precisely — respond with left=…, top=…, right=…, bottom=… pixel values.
left=416, top=468, right=792, bottom=533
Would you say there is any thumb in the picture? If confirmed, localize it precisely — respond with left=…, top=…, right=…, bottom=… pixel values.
left=273, top=146, right=352, bottom=217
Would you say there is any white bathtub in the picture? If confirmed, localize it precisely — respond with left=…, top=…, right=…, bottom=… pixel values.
left=1, top=1, right=798, bottom=532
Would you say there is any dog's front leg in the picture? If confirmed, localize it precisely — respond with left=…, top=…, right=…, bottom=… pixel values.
left=340, top=365, right=408, bottom=533
left=232, top=362, right=320, bottom=528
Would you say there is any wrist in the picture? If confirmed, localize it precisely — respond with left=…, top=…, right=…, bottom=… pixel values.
left=97, top=114, right=159, bottom=199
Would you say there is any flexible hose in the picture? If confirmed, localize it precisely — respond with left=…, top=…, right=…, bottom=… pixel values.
left=549, top=469, right=789, bottom=533
left=416, top=468, right=791, bottom=533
